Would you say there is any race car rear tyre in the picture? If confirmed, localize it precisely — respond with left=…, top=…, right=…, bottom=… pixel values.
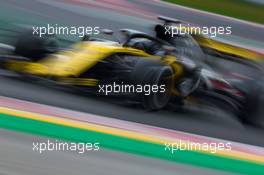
left=237, top=77, right=264, bottom=128
left=192, top=89, right=241, bottom=117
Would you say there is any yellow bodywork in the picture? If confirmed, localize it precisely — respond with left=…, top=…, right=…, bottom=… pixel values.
left=6, top=41, right=152, bottom=77
left=193, top=35, right=263, bottom=63
left=4, top=40, right=184, bottom=91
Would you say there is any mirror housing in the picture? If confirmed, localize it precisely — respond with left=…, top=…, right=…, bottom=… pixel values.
left=101, top=29, right=114, bottom=35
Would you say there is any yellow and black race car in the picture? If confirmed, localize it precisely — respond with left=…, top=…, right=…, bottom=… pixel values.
left=0, top=28, right=263, bottom=127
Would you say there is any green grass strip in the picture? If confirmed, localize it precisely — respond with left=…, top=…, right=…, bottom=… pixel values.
left=164, top=0, right=264, bottom=24
left=1, top=113, right=264, bottom=175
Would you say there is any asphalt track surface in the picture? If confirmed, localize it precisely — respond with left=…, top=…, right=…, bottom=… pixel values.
left=0, top=129, right=235, bottom=175
left=0, top=0, right=263, bottom=174
left=1, top=0, right=264, bottom=145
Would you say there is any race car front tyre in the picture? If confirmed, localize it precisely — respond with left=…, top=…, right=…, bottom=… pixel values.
left=128, top=58, right=173, bottom=110
left=15, top=31, right=58, bottom=61
left=141, top=66, right=174, bottom=110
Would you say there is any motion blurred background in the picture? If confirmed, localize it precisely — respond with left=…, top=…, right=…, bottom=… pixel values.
left=0, top=0, right=263, bottom=175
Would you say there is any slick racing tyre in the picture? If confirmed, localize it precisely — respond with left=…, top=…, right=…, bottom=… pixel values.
left=237, top=76, right=264, bottom=128
left=15, top=31, right=58, bottom=61
left=131, top=58, right=174, bottom=110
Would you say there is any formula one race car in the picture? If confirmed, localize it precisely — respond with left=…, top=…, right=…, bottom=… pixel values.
left=0, top=28, right=263, bottom=127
